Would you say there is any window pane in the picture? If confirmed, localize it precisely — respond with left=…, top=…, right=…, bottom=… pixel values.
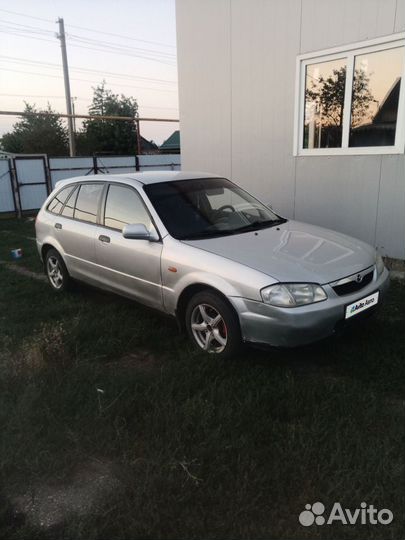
left=48, top=185, right=74, bottom=214
left=74, top=184, right=103, bottom=224
left=303, top=58, right=346, bottom=148
left=61, top=187, right=78, bottom=218
left=104, top=185, right=151, bottom=231
left=349, top=46, right=404, bottom=147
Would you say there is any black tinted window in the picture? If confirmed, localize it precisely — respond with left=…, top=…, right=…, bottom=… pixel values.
left=48, top=185, right=75, bottom=214
left=144, top=178, right=280, bottom=240
left=104, top=185, right=151, bottom=231
left=74, top=184, right=104, bottom=224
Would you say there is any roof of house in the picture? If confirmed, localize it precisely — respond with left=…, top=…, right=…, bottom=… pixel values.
left=159, top=130, right=180, bottom=151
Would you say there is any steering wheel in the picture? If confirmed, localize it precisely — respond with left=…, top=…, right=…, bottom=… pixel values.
left=216, top=204, right=235, bottom=213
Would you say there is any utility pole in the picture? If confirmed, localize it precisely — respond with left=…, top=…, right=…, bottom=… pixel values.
left=57, top=17, right=76, bottom=156
left=71, top=97, right=77, bottom=133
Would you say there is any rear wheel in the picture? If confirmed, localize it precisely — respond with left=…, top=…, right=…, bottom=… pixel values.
left=45, top=249, right=70, bottom=293
left=185, top=291, right=242, bottom=358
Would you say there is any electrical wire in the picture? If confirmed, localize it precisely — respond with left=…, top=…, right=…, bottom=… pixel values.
left=0, top=66, right=177, bottom=93
left=0, top=55, right=177, bottom=85
left=0, top=8, right=176, bottom=48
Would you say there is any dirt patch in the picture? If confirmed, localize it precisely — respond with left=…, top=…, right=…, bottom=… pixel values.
left=9, top=460, right=124, bottom=530
left=0, top=260, right=46, bottom=282
left=108, top=348, right=163, bottom=372
left=390, top=270, right=405, bottom=281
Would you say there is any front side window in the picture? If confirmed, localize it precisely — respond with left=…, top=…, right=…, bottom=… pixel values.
left=47, top=185, right=75, bottom=214
left=297, top=37, right=405, bottom=154
left=74, top=184, right=104, bottom=224
left=144, top=177, right=284, bottom=240
left=104, top=185, right=152, bottom=231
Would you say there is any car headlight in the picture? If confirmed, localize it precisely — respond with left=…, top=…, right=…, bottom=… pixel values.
left=375, top=253, right=385, bottom=276
left=261, top=283, right=327, bottom=307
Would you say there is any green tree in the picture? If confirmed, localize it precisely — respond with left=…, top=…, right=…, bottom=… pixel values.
left=0, top=103, right=69, bottom=155
left=306, top=67, right=374, bottom=129
left=77, top=82, right=139, bottom=155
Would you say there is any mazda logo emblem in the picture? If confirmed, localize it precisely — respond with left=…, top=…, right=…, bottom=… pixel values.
left=356, top=274, right=363, bottom=283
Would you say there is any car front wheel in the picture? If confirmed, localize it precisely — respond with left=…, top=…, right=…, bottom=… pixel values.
left=185, top=291, right=242, bottom=357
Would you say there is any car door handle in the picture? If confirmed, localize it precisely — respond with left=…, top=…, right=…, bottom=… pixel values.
left=55, top=222, right=62, bottom=230
left=98, top=235, right=111, bottom=243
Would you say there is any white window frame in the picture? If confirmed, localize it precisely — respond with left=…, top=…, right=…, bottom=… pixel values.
left=293, top=33, right=405, bottom=156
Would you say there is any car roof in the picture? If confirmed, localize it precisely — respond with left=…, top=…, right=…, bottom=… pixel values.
left=55, top=170, right=219, bottom=190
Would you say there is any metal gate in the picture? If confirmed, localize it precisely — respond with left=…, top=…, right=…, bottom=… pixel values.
left=14, top=156, right=50, bottom=212
left=0, top=159, right=17, bottom=215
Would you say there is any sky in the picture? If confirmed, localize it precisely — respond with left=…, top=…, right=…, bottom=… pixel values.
left=0, top=0, right=178, bottom=145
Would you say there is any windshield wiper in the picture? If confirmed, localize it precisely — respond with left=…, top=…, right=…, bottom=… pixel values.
left=180, top=229, right=238, bottom=240
left=234, top=218, right=287, bottom=233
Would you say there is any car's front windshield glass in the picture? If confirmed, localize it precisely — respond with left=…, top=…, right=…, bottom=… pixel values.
left=144, top=177, right=286, bottom=240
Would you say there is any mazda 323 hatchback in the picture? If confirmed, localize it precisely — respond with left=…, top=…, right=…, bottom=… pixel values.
left=36, top=172, right=390, bottom=357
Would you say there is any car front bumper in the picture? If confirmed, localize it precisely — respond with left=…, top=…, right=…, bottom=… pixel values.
left=230, top=267, right=390, bottom=348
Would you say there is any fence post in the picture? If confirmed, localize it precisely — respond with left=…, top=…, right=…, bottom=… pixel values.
left=9, top=158, right=22, bottom=218
left=135, top=155, right=140, bottom=172
left=93, top=156, right=98, bottom=175
left=44, top=155, right=52, bottom=194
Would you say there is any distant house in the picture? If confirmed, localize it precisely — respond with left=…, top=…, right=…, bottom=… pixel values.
left=140, top=137, right=159, bottom=154
left=350, top=78, right=401, bottom=147
left=159, top=130, right=180, bottom=154
left=0, top=150, right=15, bottom=159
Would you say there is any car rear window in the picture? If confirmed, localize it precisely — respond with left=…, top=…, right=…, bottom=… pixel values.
left=47, top=185, right=75, bottom=215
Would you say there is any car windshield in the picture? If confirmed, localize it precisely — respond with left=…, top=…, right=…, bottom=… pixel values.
left=144, top=177, right=286, bottom=240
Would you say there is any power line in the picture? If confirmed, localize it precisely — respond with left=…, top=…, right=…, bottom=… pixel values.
left=0, top=19, right=176, bottom=59
left=0, top=67, right=178, bottom=93
left=0, top=28, right=177, bottom=66
left=0, top=8, right=53, bottom=23
left=0, top=55, right=177, bottom=85
left=67, top=34, right=176, bottom=58
left=0, top=8, right=176, bottom=48
left=0, top=94, right=179, bottom=111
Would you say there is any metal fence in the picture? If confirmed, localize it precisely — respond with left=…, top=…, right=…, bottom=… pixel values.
left=0, top=153, right=181, bottom=215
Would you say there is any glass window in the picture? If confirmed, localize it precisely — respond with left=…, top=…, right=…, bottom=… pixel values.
left=104, top=185, right=152, bottom=231
left=297, top=39, right=405, bottom=154
left=47, top=185, right=75, bottom=214
left=303, top=58, right=346, bottom=149
left=74, top=184, right=104, bottom=224
left=61, top=186, right=78, bottom=218
left=144, top=177, right=283, bottom=240
left=349, top=47, right=404, bottom=147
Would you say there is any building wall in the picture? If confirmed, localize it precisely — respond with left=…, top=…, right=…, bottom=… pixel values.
left=176, top=0, right=405, bottom=259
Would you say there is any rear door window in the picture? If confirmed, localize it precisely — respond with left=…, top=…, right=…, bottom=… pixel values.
left=74, top=184, right=104, bottom=224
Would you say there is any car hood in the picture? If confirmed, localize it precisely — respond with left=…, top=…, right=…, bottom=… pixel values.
left=182, top=220, right=376, bottom=284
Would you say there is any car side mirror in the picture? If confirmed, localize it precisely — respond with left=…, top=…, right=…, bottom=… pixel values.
left=122, top=223, right=159, bottom=241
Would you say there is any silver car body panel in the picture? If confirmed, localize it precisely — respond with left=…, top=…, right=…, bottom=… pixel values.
left=36, top=172, right=390, bottom=348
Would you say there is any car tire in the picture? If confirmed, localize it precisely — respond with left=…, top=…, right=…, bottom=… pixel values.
left=185, top=290, right=242, bottom=358
left=45, top=248, right=70, bottom=293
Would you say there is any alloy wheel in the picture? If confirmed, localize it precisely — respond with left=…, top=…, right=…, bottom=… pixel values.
left=47, top=256, right=64, bottom=289
left=190, top=303, right=228, bottom=353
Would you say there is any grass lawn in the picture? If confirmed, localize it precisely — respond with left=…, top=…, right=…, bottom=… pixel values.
left=0, top=218, right=404, bottom=540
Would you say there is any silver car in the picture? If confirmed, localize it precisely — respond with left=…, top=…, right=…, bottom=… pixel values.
left=35, top=172, right=389, bottom=357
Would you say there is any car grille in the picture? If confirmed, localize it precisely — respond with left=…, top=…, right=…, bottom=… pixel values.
left=332, top=269, right=374, bottom=296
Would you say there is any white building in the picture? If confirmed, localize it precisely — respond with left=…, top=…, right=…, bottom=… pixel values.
left=176, top=0, right=405, bottom=260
